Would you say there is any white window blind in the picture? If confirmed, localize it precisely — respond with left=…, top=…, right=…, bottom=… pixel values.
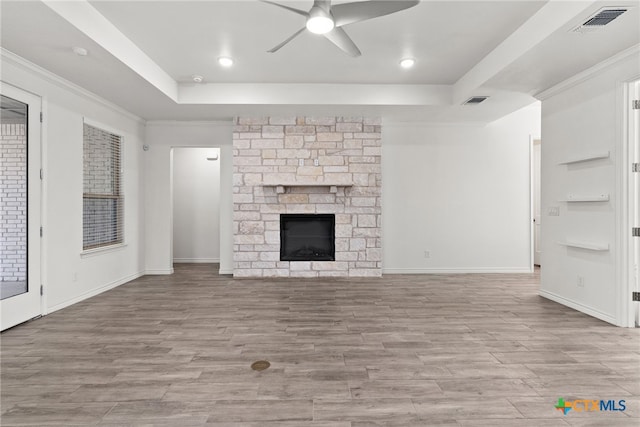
left=82, top=123, right=123, bottom=250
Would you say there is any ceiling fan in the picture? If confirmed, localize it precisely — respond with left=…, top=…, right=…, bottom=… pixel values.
left=261, top=0, right=420, bottom=57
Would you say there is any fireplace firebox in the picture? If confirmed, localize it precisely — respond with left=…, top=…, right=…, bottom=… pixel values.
left=280, top=214, right=335, bottom=261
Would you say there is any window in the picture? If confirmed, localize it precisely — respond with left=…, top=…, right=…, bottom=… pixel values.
left=82, top=123, right=123, bottom=250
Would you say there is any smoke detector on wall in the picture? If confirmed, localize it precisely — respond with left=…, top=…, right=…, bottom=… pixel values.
left=572, top=7, right=628, bottom=33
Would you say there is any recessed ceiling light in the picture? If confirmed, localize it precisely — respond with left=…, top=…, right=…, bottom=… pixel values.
left=218, top=57, right=234, bottom=67
left=192, top=75, right=204, bottom=83
left=72, top=46, right=88, bottom=56
left=399, top=58, right=415, bottom=69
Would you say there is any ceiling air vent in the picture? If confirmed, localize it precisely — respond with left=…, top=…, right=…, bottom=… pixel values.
left=573, top=8, right=627, bottom=32
left=463, top=96, right=489, bottom=105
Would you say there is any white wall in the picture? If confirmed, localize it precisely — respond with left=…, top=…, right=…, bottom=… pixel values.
left=172, top=147, right=220, bottom=263
left=382, top=104, right=541, bottom=273
left=539, top=50, right=640, bottom=326
left=1, top=53, right=146, bottom=313
left=145, top=122, right=233, bottom=274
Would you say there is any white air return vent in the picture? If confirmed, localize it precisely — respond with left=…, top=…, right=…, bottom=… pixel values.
left=463, top=96, right=489, bottom=105
left=573, top=7, right=627, bottom=32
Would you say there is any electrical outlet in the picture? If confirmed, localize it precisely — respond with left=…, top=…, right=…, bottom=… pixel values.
left=314, top=158, right=319, bottom=166
left=577, top=276, right=584, bottom=288
left=548, top=207, right=560, bottom=216
left=424, top=251, right=430, bottom=258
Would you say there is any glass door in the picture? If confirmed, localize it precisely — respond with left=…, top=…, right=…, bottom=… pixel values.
left=1, top=84, right=42, bottom=331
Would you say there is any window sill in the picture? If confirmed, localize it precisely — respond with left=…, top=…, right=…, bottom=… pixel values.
left=81, top=243, right=127, bottom=258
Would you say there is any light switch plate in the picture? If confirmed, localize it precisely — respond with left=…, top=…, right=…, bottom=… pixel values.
left=548, top=207, right=560, bottom=216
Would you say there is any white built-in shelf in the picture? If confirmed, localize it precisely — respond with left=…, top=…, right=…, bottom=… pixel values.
left=558, top=194, right=609, bottom=202
left=558, top=240, right=610, bottom=251
left=558, top=151, right=610, bottom=165
left=262, top=181, right=353, bottom=194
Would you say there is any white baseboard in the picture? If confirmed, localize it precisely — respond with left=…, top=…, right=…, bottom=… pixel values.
left=144, top=268, right=174, bottom=275
left=219, top=269, right=233, bottom=275
left=173, top=258, right=220, bottom=263
left=46, top=271, right=144, bottom=315
left=539, top=290, right=617, bottom=325
left=382, top=267, right=533, bottom=274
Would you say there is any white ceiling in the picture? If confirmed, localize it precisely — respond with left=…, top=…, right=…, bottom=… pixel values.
left=1, top=0, right=639, bottom=122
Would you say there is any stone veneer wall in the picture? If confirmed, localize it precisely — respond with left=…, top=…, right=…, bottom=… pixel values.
left=233, top=117, right=381, bottom=278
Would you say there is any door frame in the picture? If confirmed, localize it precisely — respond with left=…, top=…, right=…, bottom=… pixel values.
left=0, top=82, right=44, bottom=330
left=169, top=146, right=222, bottom=269
left=616, top=76, right=640, bottom=327
left=529, top=134, right=541, bottom=272
left=621, top=78, right=640, bottom=327
left=531, top=136, right=542, bottom=268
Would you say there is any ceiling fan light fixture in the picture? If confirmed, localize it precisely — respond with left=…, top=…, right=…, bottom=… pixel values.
left=306, top=7, right=335, bottom=34
left=399, top=58, right=415, bottom=68
left=217, top=56, right=234, bottom=67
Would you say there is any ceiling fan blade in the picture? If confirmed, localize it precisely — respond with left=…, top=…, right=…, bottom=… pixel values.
left=323, top=26, right=361, bottom=57
left=267, top=27, right=306, bottom=53
left=260, top=0, right=308, bottom=17
left=331, top=0, right=420, bottom=27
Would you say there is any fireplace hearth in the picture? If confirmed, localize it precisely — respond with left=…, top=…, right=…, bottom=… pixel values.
left=280, top=214, right=335, bottom=261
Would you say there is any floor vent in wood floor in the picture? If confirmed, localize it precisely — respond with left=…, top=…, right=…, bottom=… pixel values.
left=251, top=360, right=270, bottom=371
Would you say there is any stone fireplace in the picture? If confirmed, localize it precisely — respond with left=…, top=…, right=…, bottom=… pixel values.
left=232, top=116, right=381, bottom=278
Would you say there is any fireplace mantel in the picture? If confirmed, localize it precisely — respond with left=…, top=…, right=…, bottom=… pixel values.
left=261, top=181, right=353, bottom=194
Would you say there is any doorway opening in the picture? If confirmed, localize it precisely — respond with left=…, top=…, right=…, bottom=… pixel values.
left=628, top=79, right=639, bottom=327
left=531, top=136, right=542, bottom=268
left=170, top=147, right=221, bottom=272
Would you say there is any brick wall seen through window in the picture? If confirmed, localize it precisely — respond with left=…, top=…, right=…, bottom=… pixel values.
left=83, top=123, right=123, bottom=250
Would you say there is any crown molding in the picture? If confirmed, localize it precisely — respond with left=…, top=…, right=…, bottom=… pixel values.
left=145, top=120, right=233, bottom=127
left=536, top=44, right=640, bottom=101
left=382, top=120, right=487, bottom=128
left=1, top=48, right=145, bottom=125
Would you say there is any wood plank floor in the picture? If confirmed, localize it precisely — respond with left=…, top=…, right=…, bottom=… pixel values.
left=1, top=264, right=639, bottom=426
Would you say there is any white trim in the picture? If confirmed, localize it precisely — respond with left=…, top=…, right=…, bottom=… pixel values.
left=0, top=48, right=145, bottom=124
left=47, top=271, right=144, bottom=314
left=382, top=121, right=487, bottom=128
left=144, top=268, right=174, bottom=275
left=41, top=96, right=49, bottom=315
left=619, top=77, right=640, bottom=328
left=382, top=268, right=533, bottom=274
left=539, top=290, right=617, bottom=326
left=146, top=120, right=232, bottom=127
left=529, top=135, right=538, bottom=271
left=219, top=269, right=233, bottom=275
left=81, top=243, right=128, bottom=258
left=536, top=44, right=640, bottom=100
left=173, top=258, right=220, bottom=263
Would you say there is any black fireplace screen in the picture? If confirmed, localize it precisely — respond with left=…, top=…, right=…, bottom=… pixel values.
left=280, top=214, right=335, bottom=261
